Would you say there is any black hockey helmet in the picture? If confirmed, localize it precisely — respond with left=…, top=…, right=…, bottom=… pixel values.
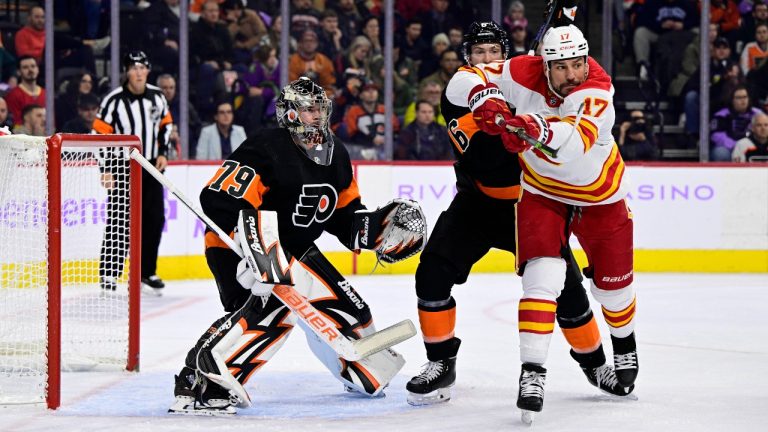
left=276, top=77, right=334, bottom=166
left=123, top=50, right=151, bottom=72
left=461, top=21, right=510, bottom=65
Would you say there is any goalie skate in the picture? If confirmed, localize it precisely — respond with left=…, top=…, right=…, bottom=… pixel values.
left=517, top=363, right=546, bottom=425
left=168, top=368, right=237, bottom=417
left=406, top=357, right=456, bottom=406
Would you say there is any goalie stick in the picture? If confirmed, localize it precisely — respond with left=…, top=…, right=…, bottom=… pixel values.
left=129, top=149, right=416, bottom=361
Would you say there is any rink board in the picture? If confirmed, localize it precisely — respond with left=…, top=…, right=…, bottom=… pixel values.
left=28, top=161, right=761, bottom=278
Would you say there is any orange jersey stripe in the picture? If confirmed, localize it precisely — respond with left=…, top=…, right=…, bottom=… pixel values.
left=159, top=112, right=173, bottom=129
left=449, top=113, right=481, bottom=154
left=474, top=181, right=520, bottom=200
left=204, top=230, right=235, bottom=250
left=93, top=118, right=114, bottom=134
left=337, top=177, right=361, bottom=209
left=418, top=308, right=456, bottom=343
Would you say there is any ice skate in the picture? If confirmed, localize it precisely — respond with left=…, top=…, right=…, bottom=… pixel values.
left=406, top=357, right=456, bottom=406
left=582, top=364, right=637, bottom=399
left=141, top=275, right=165, bottom=297
left=168, top=367, right=237, bottom=417
left=612, top=333, right=639, bottom=387
left=517, top=363, right=546, bottom=425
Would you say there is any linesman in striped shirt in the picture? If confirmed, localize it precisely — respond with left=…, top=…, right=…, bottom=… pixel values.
left=93, top=50, right=173, bottom=295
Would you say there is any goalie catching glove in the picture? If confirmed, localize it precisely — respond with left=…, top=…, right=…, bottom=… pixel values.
left=235, top=209, right=294, bottom=296
left=351, top=199, right=427, bottom=264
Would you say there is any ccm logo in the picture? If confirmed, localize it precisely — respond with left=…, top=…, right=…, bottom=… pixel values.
left=274, top=285, right=339, bottom=341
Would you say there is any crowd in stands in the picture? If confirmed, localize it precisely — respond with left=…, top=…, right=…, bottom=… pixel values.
left=621, top=0, right=768, bottom=161
left=0, top=0, right=766, bottom=162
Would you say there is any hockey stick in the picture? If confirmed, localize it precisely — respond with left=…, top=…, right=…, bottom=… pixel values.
left=129, top=149, right=416, bottom=361
left=528, top=0, right=559, bottom=56
left=495, top=114, right=559, bottom=158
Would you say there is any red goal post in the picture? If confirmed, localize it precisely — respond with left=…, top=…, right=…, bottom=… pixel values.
left=0, top=133, right=142, bottom=409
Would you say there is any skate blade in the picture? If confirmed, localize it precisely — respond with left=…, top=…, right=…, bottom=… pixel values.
left=168, top=406, right=236, bottom=417
left=406, top=386, right=452, bottom=406
left=521, top=410, right=536, bottom=426
left=141, top=284, right=163, bottom=297
left=598, top=388, right=639, bottom=401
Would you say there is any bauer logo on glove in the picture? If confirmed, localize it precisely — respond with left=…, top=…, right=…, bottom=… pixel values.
left=351, top=199, right=428, bottom=264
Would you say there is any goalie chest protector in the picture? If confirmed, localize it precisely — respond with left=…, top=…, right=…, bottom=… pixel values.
left=200, top=127, right=362, bottom=255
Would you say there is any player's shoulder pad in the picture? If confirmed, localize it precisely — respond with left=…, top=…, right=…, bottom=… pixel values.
left=508, top=55, right=547, bottom=93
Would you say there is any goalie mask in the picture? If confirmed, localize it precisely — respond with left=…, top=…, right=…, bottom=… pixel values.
left=461, top=21, right=510, bottom=65
left=276, top=77, right=334, bottom=166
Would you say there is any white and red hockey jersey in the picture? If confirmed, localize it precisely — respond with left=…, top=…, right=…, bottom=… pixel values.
left=445, top=55, right=627, bottom=206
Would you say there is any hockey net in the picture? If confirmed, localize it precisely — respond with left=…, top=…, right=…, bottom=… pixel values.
left=0, top=134, right=141, bottom=409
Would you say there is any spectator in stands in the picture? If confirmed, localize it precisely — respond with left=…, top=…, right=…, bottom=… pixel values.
left=421, top=49, right=460, bottom=89
left=332, top=69, right=365, bottom=129
left=157, top=74, right=202, bottom=157
left=337, top=36, right=374, bottom=88
left=144, top=0, right=182, bottom=77
left=404, top=80, right=446, bottom=127
left=15, top=5, right=101, bottom=74
left=395, top=100, right=451, bottom=160
left=290, top=0, right=322, bottom=35
left=360, top=16, right=382, bottom=57
left=400, top=19, right=429, bottom=64
left=222, top=0, right=268, bottom=68
left=503, top=1, right=530, bottom=39
left=240, top=45, right=280, bottom=133
left=711, top=85, right=765, bottom=161
left=0, top=34, right=17, bottom=86
left=343, top=81, right=399, bottom=160
left=633, top=0, right=697, bottom=80
left=0, top=97, right=12, bottom=129
left=710, top=0, right=743, bottom=45
left=617, top=110, right=659, bottom=160
left=60, top=93, right=100, bottom=133
left=332, top=0, right=364, bottom=44
left=740, top=23, right=768, bottom=74
left=289, top=29, right=337, bottom=95
left=370, top=45, right=417, bottom=116
left=732, top=111, right=768, bottom=161
left=195, top=101, right=247, bottom=160
left=509, top=19, right=530, bottom=57
left=418, top=32, right=451, bottom=79
left=447, top=25, right=464, bottom=53
left=190, top=0, right=234, bottom=119
left=396, top=0, right=432, bottom=21
left=259, top=14, right=296, bottom=55
left=417, top=0, right=458, bottom=44
left=5, top=56, right=45, bottom=125
left=681, top=36, right=735, bottom=138
left=317, top=9, right=346, bottom=62
left=14, top=104, right=45, bottom=136
left=740, top=1, right=768, bottom=47
left=54, top=71, right=94, bottom=129
left=669, top=23, right=719, bottom=100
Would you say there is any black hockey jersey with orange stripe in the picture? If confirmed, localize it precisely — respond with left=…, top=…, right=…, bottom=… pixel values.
left=441, top=86, right=523, bottom=200
left=200, top=127, right=364, bottom=256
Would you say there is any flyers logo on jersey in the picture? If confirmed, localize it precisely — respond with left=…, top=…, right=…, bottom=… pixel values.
left=293, top=184, right=338, bottom=227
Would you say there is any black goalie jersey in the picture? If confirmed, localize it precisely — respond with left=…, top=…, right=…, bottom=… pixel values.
left=200, top=127, right=364, bottom=257
left=442, top=65, right=524, bottom=199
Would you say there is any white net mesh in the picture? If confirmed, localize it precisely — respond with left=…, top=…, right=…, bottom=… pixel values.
left=0, top=135, right=137, bottom=405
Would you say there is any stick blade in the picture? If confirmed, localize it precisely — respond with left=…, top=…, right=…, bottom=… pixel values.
left=349, top=319, right=417, bottom=360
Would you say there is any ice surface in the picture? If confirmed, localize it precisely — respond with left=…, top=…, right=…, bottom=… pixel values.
left=2, top=273, right=767, bottom=431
